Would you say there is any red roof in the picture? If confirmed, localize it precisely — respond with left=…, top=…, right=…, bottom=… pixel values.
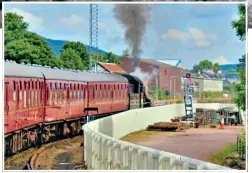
left=99, top=62, right=127, bottom=74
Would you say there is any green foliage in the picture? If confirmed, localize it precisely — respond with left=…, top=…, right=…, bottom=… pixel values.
left=176, top=99, right=183, bottom=103
left=198, top=60, right=213, bottom=72
left=208, top=143, right=238, bottom=165
left=204, top=91, right=222, bottom=99
left=234, top=67, right=246, bottom=111
left=213, top=63, right=220, bottom=73
left=223, top=83, right=236, bottom=95
left=231, top=4, right=246, bottom=111
left=231, top=4, right=246, bottom=41
left=238, top=131, right=246, bottom=160
left=104, top=52, right=120, bottom=65
left=192, top=60, right=218, bottom=73
left=158, top=89, right=168, bottom=100
left=4, top=12, right=57, bottom=67
left=61, top=41, right=89, bottom=70
left=60, top=48, right=85, bottom=70
left=4, top=12, right=28, bottom=45
left=4, top=12, right=121, bottom=72
left=149, top=85, right=168, bottom=100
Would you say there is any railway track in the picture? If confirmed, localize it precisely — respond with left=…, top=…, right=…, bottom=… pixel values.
left=5, top=136, right=86, bottom=170
left=28, top=136, right=85, bottom=170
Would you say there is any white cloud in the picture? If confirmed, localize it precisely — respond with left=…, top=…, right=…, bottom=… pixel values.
left=213, top=56, right=229, bottom=65
left=61, top=15, right=85, bottom=26
left=161, top=27, right=217, bottom=47
left=160, top=29, right=188, bottom=41
left=8, top=8, right=45, bottom=31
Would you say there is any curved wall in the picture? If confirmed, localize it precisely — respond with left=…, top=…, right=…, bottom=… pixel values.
left=83, top=103, right=236, bottom=170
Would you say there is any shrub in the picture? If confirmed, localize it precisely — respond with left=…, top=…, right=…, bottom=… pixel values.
left=238, top=131, right=246, bottom=160
left=176, top=99, right=183, bottom=103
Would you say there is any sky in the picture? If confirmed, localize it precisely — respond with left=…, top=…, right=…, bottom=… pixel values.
left=3, top=3, right=246, bottom=69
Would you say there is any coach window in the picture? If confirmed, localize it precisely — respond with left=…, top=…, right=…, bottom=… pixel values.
left=117, top=84, right=120, bottom=99
left=104, top=85, right=107, bottom=100
left=60, top=83, right=63, bottom=104
left=38, top=82, right=41, bottom=106
left=30, top=81, right=33, bottom=107
left=113, top=85, right=115, bottom=99
left=32, top=81, right=34, bottom=107
left=23, top=81, right=27, bottom=108
left=34, top=81, right=37, bottom=106
left=74, top=84, right=77, bottom=102
left=54, top=83, right=57, bottom=105
left=63, top=84, right=66, bottom=104
left=13, top=81, right=17, bottom=103
left=28, top=81, right=31, bottom=106
left=73, top=84, right=76, bottom=102
left=49, top=83, right=52, bottom=105
left=62, top=83, right=64, bottom=104
left=99, top=85, right=101, bottom=100
left=92, top=86, right=95, bottom=100
left=19, top=81, right=23, bottom=102
left=120, top=84, right=123, bottom=98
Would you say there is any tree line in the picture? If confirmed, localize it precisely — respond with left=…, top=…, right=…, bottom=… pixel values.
left=4, top=12, right=120, bottom=71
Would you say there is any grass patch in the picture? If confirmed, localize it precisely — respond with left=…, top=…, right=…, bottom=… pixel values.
left=120, top=130, right=160, bottom=143
left=208, top=143, right=237, bottom=165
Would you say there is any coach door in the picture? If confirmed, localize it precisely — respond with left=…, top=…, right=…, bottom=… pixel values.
left=4, top=81, right=9, bottom=132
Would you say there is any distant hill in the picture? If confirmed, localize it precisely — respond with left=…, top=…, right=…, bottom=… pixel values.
left=219, top=64, right=238, bottom=72
left=44, top=38, right=119, bottom=57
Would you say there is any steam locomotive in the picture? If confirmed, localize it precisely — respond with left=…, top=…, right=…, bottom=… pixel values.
left=4, top=60, right=151, bottom=156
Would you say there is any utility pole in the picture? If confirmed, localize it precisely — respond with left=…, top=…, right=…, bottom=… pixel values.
left=89, top=4, right=98, bottom=72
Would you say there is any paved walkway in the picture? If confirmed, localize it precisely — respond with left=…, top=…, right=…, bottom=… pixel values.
left=132, top=126, right=244, bottom=161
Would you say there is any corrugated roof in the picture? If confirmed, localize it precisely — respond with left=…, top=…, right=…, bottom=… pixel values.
left=99, top=62, right=126, bottom=74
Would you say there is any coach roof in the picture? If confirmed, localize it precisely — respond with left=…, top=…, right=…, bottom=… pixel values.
left=4, top=61, right=128, bottom=82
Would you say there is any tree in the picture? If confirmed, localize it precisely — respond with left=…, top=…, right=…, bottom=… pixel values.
left=122, top=49, right=130, bottom=57
left=4, top=12, right=28, bottom=45
left=213, top=63, right=220, bottom=73
left=231, top=4, right=246, bottom=41
left=60, top=48, right=85, bottom=70
left=198, top=60, right=213, bottom=72
left=231, top=4, right=246, bottom=111
left=61, top=41, right=89, bottom=69
left=4, top=12, right=57, bottom=67
left=234, top=67, right=246, bottom=111
left=91, top=53, right=105, bottom=65
left=104, top=52, right=120, bottom=65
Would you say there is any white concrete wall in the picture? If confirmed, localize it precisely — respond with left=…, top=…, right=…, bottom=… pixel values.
left=83, top=103, right=236, bottom=170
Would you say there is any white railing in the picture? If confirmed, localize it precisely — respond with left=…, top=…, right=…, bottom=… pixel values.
left=83, top=103, right=236, bottom=170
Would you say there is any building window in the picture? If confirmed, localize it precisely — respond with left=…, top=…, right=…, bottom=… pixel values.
left=164, top=70, right=167, bottom=76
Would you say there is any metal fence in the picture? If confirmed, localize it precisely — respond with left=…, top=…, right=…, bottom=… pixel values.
left=237, top=134, right=246, bottom=160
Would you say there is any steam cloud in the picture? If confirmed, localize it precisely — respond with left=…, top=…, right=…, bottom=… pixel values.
left=130, top=66, right=159, bottom=82
left=113, top=4, right=151, bottom=69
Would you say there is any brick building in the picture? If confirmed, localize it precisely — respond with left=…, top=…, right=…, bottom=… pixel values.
left=120, top=57, right=183, bottom=94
